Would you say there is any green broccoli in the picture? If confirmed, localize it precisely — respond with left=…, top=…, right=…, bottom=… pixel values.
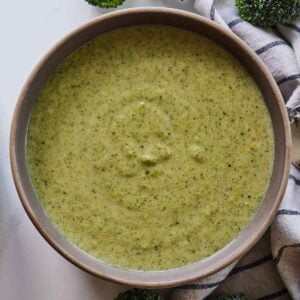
left=236, top=0, right=300, bottom=26
left=85, top=0, right=125, bottom=8
left=114, top=289, right=164, bottom=300
left=213, top=294, right=247, bottom=300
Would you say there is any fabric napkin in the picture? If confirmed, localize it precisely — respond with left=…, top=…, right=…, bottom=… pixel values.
left=172, top=1, right=300, bottom=299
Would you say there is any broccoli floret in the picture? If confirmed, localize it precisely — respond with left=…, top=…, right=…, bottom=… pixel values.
left=85, top=0, right=125, bottom=8
left=236, top=0, right=300, bottom=26
left=115, top=289, right=164, bottom=300
left=213, top=294, right=247, bottom=300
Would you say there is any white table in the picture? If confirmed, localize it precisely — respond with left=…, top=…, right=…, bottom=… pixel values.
left=0, top=1, right=299, bottom=299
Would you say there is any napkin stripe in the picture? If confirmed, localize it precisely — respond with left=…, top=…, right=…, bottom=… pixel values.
left=256, top=288, right=288, bottom=300
left=292, top=162, right=300, bottom=169
left=276, top=209, right=300, bottom=216
left=256, top=41, right=289, bottom=55
left=277, top=74, right=300, bottom=85
left=283, top=23, right=300, bottom=33
left=179, top=280, right=223, bottom=289
left=228, top=18, right=244, bottom=29
left=289, top=174, right=300, bottom=185
left=274, top=243, right=300, bottom=265
left=210, top=0, right=216, bottom=20
left=229, top=255, right=272, bottom=276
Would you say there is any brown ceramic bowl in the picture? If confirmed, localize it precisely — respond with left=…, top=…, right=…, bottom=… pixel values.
left=10, top=7, right=291, bottom=287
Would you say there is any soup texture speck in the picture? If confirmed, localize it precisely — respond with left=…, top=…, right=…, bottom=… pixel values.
left=27, top=25, right=274, bottom=270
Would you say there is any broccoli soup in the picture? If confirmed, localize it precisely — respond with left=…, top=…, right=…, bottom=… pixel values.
left=27, top=25, right=274, bottom=270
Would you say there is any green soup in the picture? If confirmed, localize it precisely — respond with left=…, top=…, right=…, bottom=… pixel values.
left=27, top=25, right=274, bottom=270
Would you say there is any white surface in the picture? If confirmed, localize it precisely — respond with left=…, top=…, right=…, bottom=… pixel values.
left=0, top=1, right=196, bottom=299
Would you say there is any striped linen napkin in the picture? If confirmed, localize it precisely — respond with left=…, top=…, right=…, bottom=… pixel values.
left=172, top=1, right=300, bottom=299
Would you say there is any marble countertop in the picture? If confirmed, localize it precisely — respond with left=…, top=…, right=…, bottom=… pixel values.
left=0, top=1, right=299, bottom=299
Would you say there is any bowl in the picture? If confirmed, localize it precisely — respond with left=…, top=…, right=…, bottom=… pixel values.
left=10, top=7, right=291, bottom=287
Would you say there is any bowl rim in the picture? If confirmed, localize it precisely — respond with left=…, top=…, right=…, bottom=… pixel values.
left=10, top=7, right=292, bottom=288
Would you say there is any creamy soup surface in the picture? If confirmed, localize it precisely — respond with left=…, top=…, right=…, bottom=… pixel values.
left=27, top=25, right=274, bottom=270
